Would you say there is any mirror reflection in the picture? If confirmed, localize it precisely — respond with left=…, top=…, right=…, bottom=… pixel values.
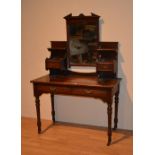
left=69, top=24, right=98, bottom=65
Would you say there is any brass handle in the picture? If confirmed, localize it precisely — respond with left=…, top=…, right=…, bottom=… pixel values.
left=103, top=65, right=109, bottom=69
left=50, top=87, right=56, bottom=93
left=85, top=90, right=92, bottom=94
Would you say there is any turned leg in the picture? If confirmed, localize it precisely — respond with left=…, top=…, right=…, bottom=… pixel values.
left=35, top=95, right=41, bottom=134
left=114, top=89, right=119, bottom=130
left=107, top=101, right=112, bottom=146
left=50, top=93, right=55, bottom=123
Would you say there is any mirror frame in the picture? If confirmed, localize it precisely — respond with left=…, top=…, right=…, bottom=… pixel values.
left=64, top=13, right=100, bottom=67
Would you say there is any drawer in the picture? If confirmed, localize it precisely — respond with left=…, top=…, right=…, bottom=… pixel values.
left=35, top=85, right=107, bottom=98
left=97, top=63, right=113, bottom=71
left=98, top=64, right=113, bottom=70
left=45, top=58, right=64, bottom=69
left=96, top=61, right=116, bottom=72
left=56, top=87, right=107, bottom=98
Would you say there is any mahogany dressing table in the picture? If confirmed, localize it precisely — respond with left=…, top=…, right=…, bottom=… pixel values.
left=31, top=13, right=121, bottom=146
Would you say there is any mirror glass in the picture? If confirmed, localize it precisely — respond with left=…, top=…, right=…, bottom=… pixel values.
left=68, top=23, right=98, bottom=66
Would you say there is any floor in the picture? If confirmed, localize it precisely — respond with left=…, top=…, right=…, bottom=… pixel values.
left=22, top=117, right=133, bottom=155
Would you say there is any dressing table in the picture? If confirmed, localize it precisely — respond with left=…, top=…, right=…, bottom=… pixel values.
left=31, top=13, right=121, bottom=146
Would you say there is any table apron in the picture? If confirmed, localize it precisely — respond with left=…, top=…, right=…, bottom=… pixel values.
left=34, top=84, right=112, bottom=99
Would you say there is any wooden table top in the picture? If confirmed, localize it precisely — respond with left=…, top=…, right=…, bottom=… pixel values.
left=31, top=75, right=121, bottom=89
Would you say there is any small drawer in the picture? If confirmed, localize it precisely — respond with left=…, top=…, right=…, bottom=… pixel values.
left=97, top=63, right=113, bottom=71
left=101, top=64, right=113, bottom=70
left=96, top=60, right=117, bottom=72
left=45, top=58, right=64, bottom=69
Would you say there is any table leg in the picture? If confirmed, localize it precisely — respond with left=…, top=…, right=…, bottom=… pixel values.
left=35, top=95, right=41, bottom=134
left=107, top=100, right=112, bottom=146
left=114, top=89, right=119, bottom=130
left=50, top=93, right=55, bottom=123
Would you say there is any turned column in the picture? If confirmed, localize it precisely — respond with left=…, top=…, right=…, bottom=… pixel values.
left=50, top=93, right=55, bottom=123
left=35, top=95, right=41, bottom=134
left=50, top=87, right=56, bottom=123
left=107, top=98, right=113, bottom=146
left=114, top=86, right=119, bottom=130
